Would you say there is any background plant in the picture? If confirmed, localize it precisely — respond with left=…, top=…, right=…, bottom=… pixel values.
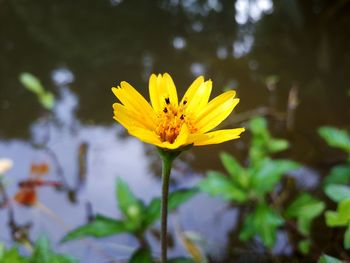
left=199, top=117, right=325, bottom=254
left=0, top=235, right=77, bottom=263
left=319, top=127, right=350, bottom=254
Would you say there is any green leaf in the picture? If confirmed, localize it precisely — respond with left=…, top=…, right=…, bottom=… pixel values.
left=144, top=188, right=197, bottom=227
left=168, top=258, right=195, bottom=263
left=268, top=139, right=290, bottom=153
left=298, top=239, right=311, bottom=255
left=319, top=126, right=350, bottom=154
left=31, top=236, right=51, bottom=263
left=0, top=244, right=4, bottom=260
left=240, top=204, right=284, bottom=248
left=19, top=73, right=44, bottom=94
left=61, top=215, right=129, bottom=243
left=129, top=248, right=152, bottom=263
left=31, top=235, right=77, bottom=263
left=239, top=213, right=255, bottom=242
left=143, top=198, right=161, bottom=227
left=19, top=73, right=55, bottom=110
left=285, top=193, right=325, bottom=235
left=251, top=159, right=299, bottom=196
left=50, top=255, right=77, bottom=263
left=116, top=178, right=144, bottom=221
left=255, top=205, right=284, bottom=248
left=344, top=223, right=350, bottom=249
left=0, top=246, right=26, bottom=263
left=250, top=117, right=268, bottom=135
left=220, top=152, right=244, bottom=177
left=199, top=171, right=247, bottom=203
left=0, top=237, right=76, bottom=263
left=39, top=92, right=55, bottom=110
left=323, top=165, right=350, bottom=186
left=249, top=117, right=290, bottom=163
left=318, top=254, right=342, bottom=263
left=168, top=188, right=198, bottom=211
left=325, top=199, right=350, bottom=227
left=325, top=184, right=350, bottom=202
left=220, top=152, right=248, bottom=188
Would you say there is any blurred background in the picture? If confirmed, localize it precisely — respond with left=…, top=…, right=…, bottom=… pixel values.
left=0, top=0, right=350, bottom=262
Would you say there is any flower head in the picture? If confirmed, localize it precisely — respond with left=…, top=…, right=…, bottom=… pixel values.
left=112, top=73, right=244, bottom=150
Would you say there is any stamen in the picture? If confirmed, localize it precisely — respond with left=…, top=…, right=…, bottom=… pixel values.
left=156, top=103, right=196, bottom=144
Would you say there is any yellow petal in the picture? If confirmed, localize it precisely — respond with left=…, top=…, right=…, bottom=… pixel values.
left=196, top=98, right=240, bottom=133
left=127, top=124, right=190, bottom=150
left=190, top=128, right=245, bottom=146
left=128, top=127, right=162, bottom=146
left=183, top=79, right=212, bottom=117
left=149, top=73, right=179, bottom=113
left=180, top=76, right=204, bottom=104
left=195, top=90, right=235, bottom=125
left=163, top=73, right=178, bottom=107
left=112, top=82, right=152, bottom=114
left=113, top=103, right=153, bottom=130
left=149, top=74, right=162, bottom=112
left=112, top=82, right=156, bottom=127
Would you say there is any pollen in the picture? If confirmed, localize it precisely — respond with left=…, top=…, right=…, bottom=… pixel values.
left=156, top=104, right=195, bottom=143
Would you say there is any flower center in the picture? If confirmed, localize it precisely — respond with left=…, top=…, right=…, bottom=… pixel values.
left=155, top=98, right=196, bottom=143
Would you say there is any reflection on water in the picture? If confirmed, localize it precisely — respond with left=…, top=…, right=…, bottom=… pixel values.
left=190, top=63, right=206, bottom=76
left=1, top=0, right=350, bottom=261
left=51, top=68, right=75, bottom=86
left=235, top=0, right=273, bottom=25
left=233, top=35, right=254, bottom=58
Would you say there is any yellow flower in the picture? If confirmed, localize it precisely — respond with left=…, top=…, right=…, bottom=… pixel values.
left=112, top=73, right=245, bottom=150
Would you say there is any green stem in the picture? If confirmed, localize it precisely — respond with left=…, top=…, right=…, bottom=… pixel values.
left=161, top=158, right=171, bottom=263
left=158, top=149, right=180, bottom=263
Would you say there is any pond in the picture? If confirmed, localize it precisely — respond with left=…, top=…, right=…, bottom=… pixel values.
left=0, top=0, right=350, bottom=262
